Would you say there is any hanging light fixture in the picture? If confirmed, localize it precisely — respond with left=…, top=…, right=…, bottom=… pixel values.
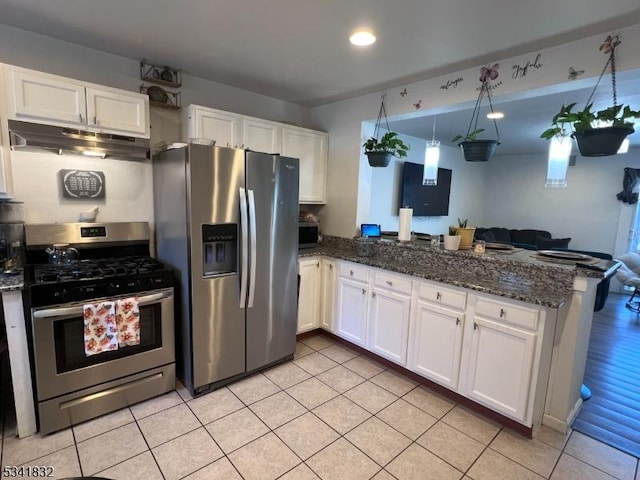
left=545, top=135, right=572, bottom=187
left=423, top=117, right=440, bottom=186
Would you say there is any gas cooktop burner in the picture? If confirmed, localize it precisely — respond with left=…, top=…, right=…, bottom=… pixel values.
left=32, top=256, right=166, bottom=284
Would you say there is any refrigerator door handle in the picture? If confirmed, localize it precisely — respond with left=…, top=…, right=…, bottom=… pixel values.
left=247, top=188, right=257, bottom=308
left=239, top=187, right=249, bottom=309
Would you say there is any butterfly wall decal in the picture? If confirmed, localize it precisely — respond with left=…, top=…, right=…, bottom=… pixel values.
left=568, top=67, right=585, bottom=80
left=599, top=34, right=620, bottom=55
left=479, top=63, right=499, bottom=82
left=400, top=88, right=407, bottom=97
left=413, top=99, right=422, bottom=110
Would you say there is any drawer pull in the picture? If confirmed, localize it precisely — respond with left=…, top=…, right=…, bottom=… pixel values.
left=329, top=264, right=333, bottom=270
left=350, top=270, right=354, bottom=276
left=316, top=262, right=320, bottom=268
left=456, top=318, right=460, bottom=326
left=79, top=113, right=84, bottom=123
left=362, top=288, right=366, bottom=295
left=386, top=280, right=393, bottom=286
left=436, top=292, right=441, bottom=300
left=474, top=322, right=478, bottom=330
left=500, top=308, right=506, bottom=318
left=372, top=292, right=376, bottom=298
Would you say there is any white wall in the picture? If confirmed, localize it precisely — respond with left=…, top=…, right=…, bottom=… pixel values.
left=366, top=134, right=488, bottom=235
left=482, top=151, right=639, bottom=254
left=11, top=151, right=153, bottom=225
left=312, top=23, right=640, bottom=238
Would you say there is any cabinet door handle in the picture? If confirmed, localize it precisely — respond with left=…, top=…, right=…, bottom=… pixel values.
left=386, top=280, right=393, bottom=286
left=473, top=322, right=478, bottom=330
left=372, top=292, right=376, bottom=298
left=329, top=264, right=333, bottom=270
left=79, top=113, right=84, bottom=123
left=436, top=292, right=441, bottom=300
left=499, top=308, right=506, bottom=318
left=93, top=116, right=99, bottom=126
left=456, top=318, right=460, bottom=326
left=316, top=262, right=320, bottom=268
left=350, top=270, right=354, bottom=277
left=362, top=288, right=366, bottom=295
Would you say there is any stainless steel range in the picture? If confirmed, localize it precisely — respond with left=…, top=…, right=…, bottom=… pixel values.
left=24, top=222, right=175, bottom=434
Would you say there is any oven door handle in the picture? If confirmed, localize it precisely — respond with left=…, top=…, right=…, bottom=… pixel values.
left=32, top=290, right=173, bottom=319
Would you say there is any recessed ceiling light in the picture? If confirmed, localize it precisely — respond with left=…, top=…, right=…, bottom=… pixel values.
left=349, top=30, right=376, bottom=47
left=486, top=112, right=504, bottom=119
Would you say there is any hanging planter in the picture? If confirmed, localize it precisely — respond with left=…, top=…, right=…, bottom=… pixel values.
left=362, top=94, right=410, bottom=167
left=452, top=67, right=501, bottom=162
left=541, top=34, right=639, bottom=157
left=459, top=139, right=500, bottom=162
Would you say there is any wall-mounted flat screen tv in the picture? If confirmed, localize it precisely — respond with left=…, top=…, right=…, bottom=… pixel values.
left=399, top=162, right=452, bottom=216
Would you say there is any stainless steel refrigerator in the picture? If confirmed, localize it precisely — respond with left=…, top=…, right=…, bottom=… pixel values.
left=153, top=144, right=299, bottom=396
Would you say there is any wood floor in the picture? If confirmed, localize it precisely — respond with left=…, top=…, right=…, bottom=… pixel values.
left=573, top=291, right=640, bottom=458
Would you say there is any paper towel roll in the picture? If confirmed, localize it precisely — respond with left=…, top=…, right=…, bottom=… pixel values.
left=398, top=208, right=413, bottom=241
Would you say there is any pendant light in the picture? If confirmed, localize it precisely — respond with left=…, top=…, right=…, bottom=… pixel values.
left=545, top=135, right=572, bottom=187
left=423, top=117, right=440, bottom=186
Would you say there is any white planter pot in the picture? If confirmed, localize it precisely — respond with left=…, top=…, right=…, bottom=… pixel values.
left=443, top=235, right=461, bottom=251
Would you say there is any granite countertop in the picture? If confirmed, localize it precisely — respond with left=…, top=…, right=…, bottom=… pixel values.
left=0, top=270, right=24, bottom=292
left=299, top=238, right=616, bottom=308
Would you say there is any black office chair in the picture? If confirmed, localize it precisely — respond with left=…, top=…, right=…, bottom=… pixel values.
left=552, top=248, right=613, bottom=312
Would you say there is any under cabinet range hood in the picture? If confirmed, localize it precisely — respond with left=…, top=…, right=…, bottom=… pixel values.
left=8, top=120, right=150, bottom=161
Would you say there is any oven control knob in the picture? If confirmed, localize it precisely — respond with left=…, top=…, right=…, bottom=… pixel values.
left=108, top=283, right=119, bottom=294
left=53, top=289, right=68, bottom=300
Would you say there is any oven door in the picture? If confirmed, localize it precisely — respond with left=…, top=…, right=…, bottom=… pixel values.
left=31, top=288, right=174, bottom=401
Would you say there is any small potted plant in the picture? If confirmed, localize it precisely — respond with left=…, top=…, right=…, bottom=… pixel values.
left=363, top=94, right=410, bottom=167
left=443, top=225, right=461, bottom=251
left=363, top=131, right=410, bottom=167
left=540, top=34, right=639, bottom=157
left=455, top=218, right=476, bottom=250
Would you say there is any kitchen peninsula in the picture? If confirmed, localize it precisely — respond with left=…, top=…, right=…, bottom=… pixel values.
left=298, top=236, right=619, bottom=436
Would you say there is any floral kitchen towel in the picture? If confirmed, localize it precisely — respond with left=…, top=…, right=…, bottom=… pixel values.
left=84, top=301, right=118, bottom=356
left=116, top=296, right=140, bottom=347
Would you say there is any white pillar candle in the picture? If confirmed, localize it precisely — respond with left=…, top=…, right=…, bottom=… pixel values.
left=398, top=208, right=413, bottom=241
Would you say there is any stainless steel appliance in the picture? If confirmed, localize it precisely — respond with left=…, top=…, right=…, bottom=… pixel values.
left=9, top=120, right=150, bottom=161
left=24, top=222, right=175, bottom=434
left=153, top=144, right=299, bottom=396
left=298, top=222, right=320, bottom=248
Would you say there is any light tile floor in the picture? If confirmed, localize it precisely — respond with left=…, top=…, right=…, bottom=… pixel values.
left=2, top=334, right=640, bottom=480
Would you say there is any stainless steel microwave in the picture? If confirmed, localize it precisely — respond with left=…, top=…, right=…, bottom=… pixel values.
left=299, top=222, right=319, bottom=248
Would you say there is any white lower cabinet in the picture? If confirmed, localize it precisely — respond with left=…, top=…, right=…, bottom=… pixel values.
left=464, top=316, right=537, bottom=422
left=320, top=259, right=336, bottom=332
left=367, top=270, right=412, bottom=365
left=297, top=258, right=322, bottom=333
left=335, top=262, right=369, bottom=347
left=408, top=299, right=464, bottom=389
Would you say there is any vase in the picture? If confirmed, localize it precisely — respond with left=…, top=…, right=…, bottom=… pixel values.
left=443, top=235, right=461, bottom=251
left=456, top=227, right=476, bottom=250
left=573, top=126, right=634, bottom=157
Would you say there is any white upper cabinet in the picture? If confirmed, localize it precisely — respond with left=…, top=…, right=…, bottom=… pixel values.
left=9, top=68, right=86, bottom=126
left=191, top=106, right=242, bottom=148
left=86, top=87, right=148, bottom=136
left=281, top=126, right=327, bottom=204
left=186, top=105, right=328, bottom=204
left=5, top=66, right=150, bottom=137
left=243, top=117, right=280, bottom=153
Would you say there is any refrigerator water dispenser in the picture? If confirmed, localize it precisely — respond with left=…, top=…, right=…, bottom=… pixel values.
left=202, top=224, right=237, bottom=277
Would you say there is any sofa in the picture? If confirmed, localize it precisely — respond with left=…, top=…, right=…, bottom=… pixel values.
left=474, top=227, right=571, bottom=250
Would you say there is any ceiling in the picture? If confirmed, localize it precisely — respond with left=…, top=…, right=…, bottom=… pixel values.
left=0, top=0, right=639, bottom=107
left=1, top=1, right=639, bottom=156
